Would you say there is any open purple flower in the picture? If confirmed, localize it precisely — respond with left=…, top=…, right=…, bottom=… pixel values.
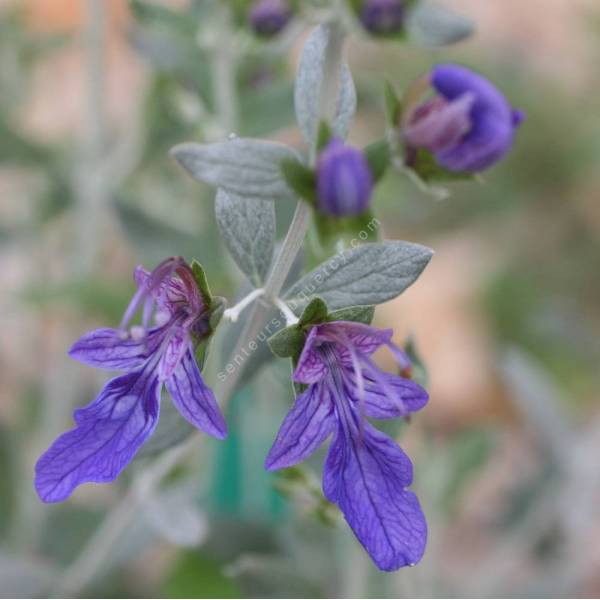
left=317, top=138, right=374, bottom=217
left=265, top=320, right=428, bottom=571
left=403, top=64, right=524, bottom=172
left=35, top=257, right=227, bottom=503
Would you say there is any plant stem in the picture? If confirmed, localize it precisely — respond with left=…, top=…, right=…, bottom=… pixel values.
left=56, top=18, right=347, bottom=596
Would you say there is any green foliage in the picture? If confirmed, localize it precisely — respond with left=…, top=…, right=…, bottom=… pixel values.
left=364, top=138, right=391, bottom=182
left=164, top=551, right=241, bottom=599
left=279, top=158, right=317, bottom=204
left=384, top=79, right=403, bottom=126
left=408, top=148, right=474, bottom=182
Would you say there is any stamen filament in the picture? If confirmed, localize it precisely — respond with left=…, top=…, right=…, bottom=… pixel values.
left=223, top=288, right=265, bottom=323
left=274, top=298, right=299, bottom=326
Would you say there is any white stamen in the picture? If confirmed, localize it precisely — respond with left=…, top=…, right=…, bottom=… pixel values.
left=117, top=329, right=129, bottom=341
left=274, top=298, right=299, bottom=326
left=130, top=326, right=146, bottom=341
left=224, top=288, right=265, bottom=323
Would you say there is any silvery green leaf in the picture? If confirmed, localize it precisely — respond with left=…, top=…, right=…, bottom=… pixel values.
left=170, top=138, right=300, bottom=201
left=285, top=241, right=433, bottom=310
left=0, top=553, right=57, bottom=597
left=294, top=24, right=357, bottom=145
left=408, top=1, right=475, bottom=47
left=143, top=485, right=208, bottom=548
left=215, top=189, right=275, bottom=287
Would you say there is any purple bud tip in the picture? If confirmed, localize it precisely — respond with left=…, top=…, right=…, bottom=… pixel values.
left=316, top=138, right=374, bottom=217
left=360, top=0, right=406, bottom=35
left=403, top=63, right=524, bottom=173
left=249, top=0, right=292, bottom=37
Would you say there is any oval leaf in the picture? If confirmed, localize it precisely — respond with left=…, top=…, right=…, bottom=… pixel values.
left=285, top=240, right=433, bottom=310
left=408, top=1, right=475, bottom=48
left=294, top=24, right=356, bottom=145
left=170, top=138, right=300, bottom=201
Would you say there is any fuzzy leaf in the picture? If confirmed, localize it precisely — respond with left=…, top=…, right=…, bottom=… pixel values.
left=298, top=297, right=329, bottom=325
left=190, top=260, right=212, bottom=306
left=328, top=305, right=375, bottom=325
left=268, top=325, right=305, bottom=359
left=280, top=158, right=317, bottom=204
left=285, top=240, right=433, bottom=310
left=170, top=139, right=300, bottom=201
left=215, top=189, right=275, bottom=286
left=295, top=24, right=357, bottom=145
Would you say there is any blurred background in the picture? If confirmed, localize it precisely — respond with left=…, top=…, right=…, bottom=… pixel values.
left=1, top=0, right=599, bottom=597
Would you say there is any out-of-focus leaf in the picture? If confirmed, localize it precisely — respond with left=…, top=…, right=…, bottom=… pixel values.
left=408, top=1, right=475, bottom=47
left=0, top=552, right=57, bottom=598
left=164, top=551, right=241, bottom=599
left=21, top=278, right=132, bottom=322
left=115, top=202, right=202, bottom=265
left=143, top=485, right=208, bottom=548
left=294, top=24, right=357, bottom=145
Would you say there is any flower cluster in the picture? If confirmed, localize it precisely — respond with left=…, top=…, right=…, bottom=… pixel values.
left=266, top=320, right=428, bottom=570
left=403, top=64, right=524, bottom=173
left=34, top=6, right=526, bottom=576
left=35, top=258, right=227, bottom=503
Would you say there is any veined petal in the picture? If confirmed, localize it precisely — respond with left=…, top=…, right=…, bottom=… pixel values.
left=319, top=321, right=393, bottom=363
left=323, top=425, right=345, bottom=503
left=325, top=422, right=427, bottom=571
left=265, top=382, right=336, bottom=470
left=134, top=265, right=188, bottom=314
left=157, top=327, right=189, bottom=381
left=68, top=327, right=160, bottom=371
left=293, top=328, right=329, bottom=384
left=35, top=369, right=160, bottom=503
left=361, top=371, right=428, bottom=419
left=165, top=350, right=227, bottom=440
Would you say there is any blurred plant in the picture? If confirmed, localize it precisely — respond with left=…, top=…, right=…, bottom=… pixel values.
left=14, top=1, right=600, bottom=598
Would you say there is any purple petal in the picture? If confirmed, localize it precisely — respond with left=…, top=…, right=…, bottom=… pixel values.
left=323, top=426, right=345, bottom=503
left=431, top=64, right=519, bottom=172
left=324, top=423, right=427, bottom=571
left=157, top=327, right=189, bottom=381
left=361, top=371, right=428, bottom=419
left=293, top=327, right=329, bottom=384
left=316, top=138, right=374, bottom=217
left=68, top=327, right=160, bottom=371
left=404, top=92, right=475, bottom=154
left=165, top=350, right=227, bottom=440
left=265, top=382, right=336, bottom=470
left=35, top=369, right=160, bottom=503
left=318, top=321, right=393, bottom=366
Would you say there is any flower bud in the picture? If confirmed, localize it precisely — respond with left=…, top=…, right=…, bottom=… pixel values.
left=403, top=64, right=524, bottom=172
left=360, top=0, right=406, bottom=36
left=248, top=0, right=292, bottom=38
left=316, top=139, right=374, bottom=217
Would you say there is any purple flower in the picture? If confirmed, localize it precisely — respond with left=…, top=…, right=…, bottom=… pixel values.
left=316, top=138, right=374, bottom=217
left=403, top=64, right=524, bottom=172
left=360, top=0, right=406, bottom=35
left=265, top=320, right=428, bottom=571
left=249, top=0, right=292, bottom=37
left=35, top=257, right=227, bottom=503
